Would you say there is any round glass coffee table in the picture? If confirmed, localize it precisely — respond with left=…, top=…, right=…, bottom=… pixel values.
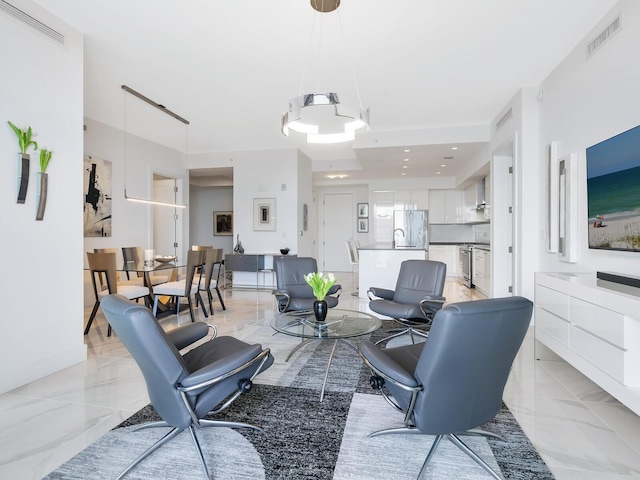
left=271, top=308, right=381, bottom=401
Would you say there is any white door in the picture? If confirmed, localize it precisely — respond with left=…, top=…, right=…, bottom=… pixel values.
left=321, top=193, right=354, bottom=272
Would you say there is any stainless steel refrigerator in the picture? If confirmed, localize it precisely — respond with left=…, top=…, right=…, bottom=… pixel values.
left=393, top=210, right=429, bottom=249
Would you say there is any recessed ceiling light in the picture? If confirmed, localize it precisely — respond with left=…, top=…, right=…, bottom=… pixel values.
left=404, top=149, right=410, bottom=152
left=401, top=172, right=406, bottom=176
left=403, top=158, right=409, bottom=162
left=402, top=165, right=408, bottom=169
left=326, top=174, right=347, bottom=179
left=451, top=147, right=458, bottom=150
left=436, top=171, right=441, bottom=175
left=440, top=164, right=446, bottom=167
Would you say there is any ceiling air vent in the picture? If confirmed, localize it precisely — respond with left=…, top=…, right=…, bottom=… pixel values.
left=495, top=108, right=513, bottom=131
left=0, top=0, right=64, bottom=45
left=586, top=15, right=621, bottom=59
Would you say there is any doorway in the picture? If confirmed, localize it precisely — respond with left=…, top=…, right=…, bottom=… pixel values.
left=153, top=174, right=183, bottom=260
left=320, top=192, right=354, bottom=272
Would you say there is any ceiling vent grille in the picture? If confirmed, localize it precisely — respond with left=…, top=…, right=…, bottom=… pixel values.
left=586, top=15, right=621, bottom=59
left=0, top=0, right=64, bottom=45
left=495, top=108, right=513, bottom=131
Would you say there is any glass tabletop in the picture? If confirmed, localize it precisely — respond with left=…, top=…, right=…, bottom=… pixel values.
left=271, top=308, right=381, bottom=339
left=119, top=259, right=186, bottom=273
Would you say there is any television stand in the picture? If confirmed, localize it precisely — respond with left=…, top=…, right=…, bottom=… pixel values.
left=535, top=272, right=640, bottom=416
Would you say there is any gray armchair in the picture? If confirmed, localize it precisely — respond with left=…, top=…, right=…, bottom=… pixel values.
left=273, top=256, right=342, bottom=313
left=100, top=294, right=273, bottom=479
left=368, top=259, right=446, bottom=344
left=360, top=296, right=533, bottom=480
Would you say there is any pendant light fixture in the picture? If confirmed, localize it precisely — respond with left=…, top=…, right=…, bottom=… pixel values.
left=122, top=84, right=188, bottom=208
left=281, top=0, right=370, bottom=144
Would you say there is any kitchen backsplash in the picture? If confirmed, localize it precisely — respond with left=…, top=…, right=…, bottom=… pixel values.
left=429, top=223, right=490, bottom=244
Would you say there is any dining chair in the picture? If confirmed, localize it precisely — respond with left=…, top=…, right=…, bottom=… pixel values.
left=198, top=247, right=227, bottom=314
left=152, top=249, right=207, bottom=322
left=85, top=252, right=151, bottom=336
left=93, top=248, right=131, bottom=286
left=121, top=246, right=170, bottom=286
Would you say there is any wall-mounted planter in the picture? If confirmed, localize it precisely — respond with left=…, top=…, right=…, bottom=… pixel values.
left=36, top=172, right=48, bottom=221
left=17, top=153, right=30, bottom=204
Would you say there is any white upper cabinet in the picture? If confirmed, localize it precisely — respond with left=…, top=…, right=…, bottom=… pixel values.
left=429, top=189, right=463, bottom=223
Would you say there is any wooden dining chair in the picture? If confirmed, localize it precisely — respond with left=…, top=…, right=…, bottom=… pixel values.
left=199, top=247, right=227, bottom=314
left=85, top=252, right=151, bottom=336
left=152, top=249, right=207, bottom=322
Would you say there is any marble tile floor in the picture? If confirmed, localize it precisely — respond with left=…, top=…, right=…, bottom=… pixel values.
left=2, top=275, right=640, bottom=479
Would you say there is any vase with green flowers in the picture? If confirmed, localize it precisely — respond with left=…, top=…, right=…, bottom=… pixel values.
left=36, top=149, right=52, bottom=221
left=304, top=271, right=337, bottom=322
left=8, top=121, right=38, bottom=204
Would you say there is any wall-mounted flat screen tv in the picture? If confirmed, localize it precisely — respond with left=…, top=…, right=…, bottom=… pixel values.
left=587, top=124, right=640, bottom=251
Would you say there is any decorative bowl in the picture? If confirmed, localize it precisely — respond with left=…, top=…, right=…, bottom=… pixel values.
left=280, top=248, right=290, bottom=255
left=155, top=255, right=176, bottom=263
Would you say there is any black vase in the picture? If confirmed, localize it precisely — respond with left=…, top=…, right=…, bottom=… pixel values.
left=313, top=299, right=328, bottom=322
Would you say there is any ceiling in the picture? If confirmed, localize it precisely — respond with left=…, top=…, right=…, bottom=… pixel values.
left=32, top=0, right=617, bottom=184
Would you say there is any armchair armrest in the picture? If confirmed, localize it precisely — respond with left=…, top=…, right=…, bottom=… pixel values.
left=272, top=289, right=292, bottom=312
left=179, top=346, right=271, bottom=392
left=328, top=284, right=342, bottom=298
left=167, top=322, right=211, bottom=350
left=368, top=287, right=395, bottom=301
left=359, top=341, right=420, bottom=389
left=419, top=295, right=446, bottom=304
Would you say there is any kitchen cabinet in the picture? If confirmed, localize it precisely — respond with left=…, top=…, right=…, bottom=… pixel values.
left=472, top=247, right=490, bottom=295
left=428, top=189, right=463, bottom=223
left=428, top=245, right=457, bottom=276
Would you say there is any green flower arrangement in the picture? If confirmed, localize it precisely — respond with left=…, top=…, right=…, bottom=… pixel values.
left=7, top=121, right=38, bottom=154
left=39, top=148, right=53, bottom=173
left=304, top=271, right=337, bottom=301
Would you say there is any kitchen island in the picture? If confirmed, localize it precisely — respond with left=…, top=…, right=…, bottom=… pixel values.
left=357, top=245, right=427, bottom=298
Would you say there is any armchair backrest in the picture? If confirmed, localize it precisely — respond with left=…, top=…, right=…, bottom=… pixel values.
left=274, top=256, right=317, bottom=298
left=411, top=296, right=532, bottom=434
left=393, top=260, right=446, bottom=304
left=100, top=294, right=193, bottom=428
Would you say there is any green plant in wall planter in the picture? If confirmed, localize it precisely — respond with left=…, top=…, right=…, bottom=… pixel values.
left=36, top=148, right=52, bottom=221
left=7, top=121, right=38, bottom=204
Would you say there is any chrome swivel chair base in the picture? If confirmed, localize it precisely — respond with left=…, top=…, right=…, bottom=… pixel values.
left=118, top=419, right=263, bottom=480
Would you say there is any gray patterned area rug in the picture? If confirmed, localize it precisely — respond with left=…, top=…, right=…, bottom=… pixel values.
left=45, top=322, right=554, bottom=480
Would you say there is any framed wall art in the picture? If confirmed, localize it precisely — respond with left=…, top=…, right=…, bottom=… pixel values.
left=213, top=211, right=233, bottom=235
left=83, top=155, right=112, bottom=237
left=357, top=217, right=369, bottom=233
left=253, top=198, right=276, bottom=231
left=358, top=203, right=369, bottom=218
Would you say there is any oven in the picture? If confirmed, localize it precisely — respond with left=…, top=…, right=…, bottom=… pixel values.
left=458, top=245, right=473, bottom=288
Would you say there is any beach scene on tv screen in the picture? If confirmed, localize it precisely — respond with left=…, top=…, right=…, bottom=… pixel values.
left=587, top=124, right=640, bottom=251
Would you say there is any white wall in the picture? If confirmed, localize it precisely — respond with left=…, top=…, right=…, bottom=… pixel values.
left=537, top=0, right=640, bottom=277
left=190, top=185, right=233, bottom=254
left=82, top=119, right=189, bottom=305
left=0, top=1, right=85, bottom=393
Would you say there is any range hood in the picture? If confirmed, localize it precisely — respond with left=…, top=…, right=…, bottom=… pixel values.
left=474, top=178, right=486, bottom=210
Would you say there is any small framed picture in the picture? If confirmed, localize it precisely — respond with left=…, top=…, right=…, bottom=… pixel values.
left=213, top=211, right=233, bottom=235
left=357, top=203, right=369, bottom=218
left=357, top=218, right=369, bottom=233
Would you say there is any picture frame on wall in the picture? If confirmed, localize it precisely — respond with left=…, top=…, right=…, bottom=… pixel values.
left=357, top=203, right=369, bottom=218
left=213, top=211, right=233, bottom=235
left=253, top=198, right=276, bottom=231
left=357, top=218, right=369, bottom=233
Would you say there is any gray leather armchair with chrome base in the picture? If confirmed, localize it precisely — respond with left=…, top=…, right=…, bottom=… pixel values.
left=101, top=294, right=274, bottom=480
left=273, top=256, right=342, bottom=313
left=359, top=296, right=533, bottom=480
left=368, top=259, right=446, bottom=345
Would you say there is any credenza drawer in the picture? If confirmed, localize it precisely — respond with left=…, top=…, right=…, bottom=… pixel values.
left=569, top=297, right=624, bottom=348
left=570, top=326, right=628, bottom=385
left=536, top=285, right=569, bottom=320
left=536, top=307, right=569, bottom=346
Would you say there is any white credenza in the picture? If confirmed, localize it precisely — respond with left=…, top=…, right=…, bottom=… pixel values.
left=535, top=272, right=640, bottom=415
